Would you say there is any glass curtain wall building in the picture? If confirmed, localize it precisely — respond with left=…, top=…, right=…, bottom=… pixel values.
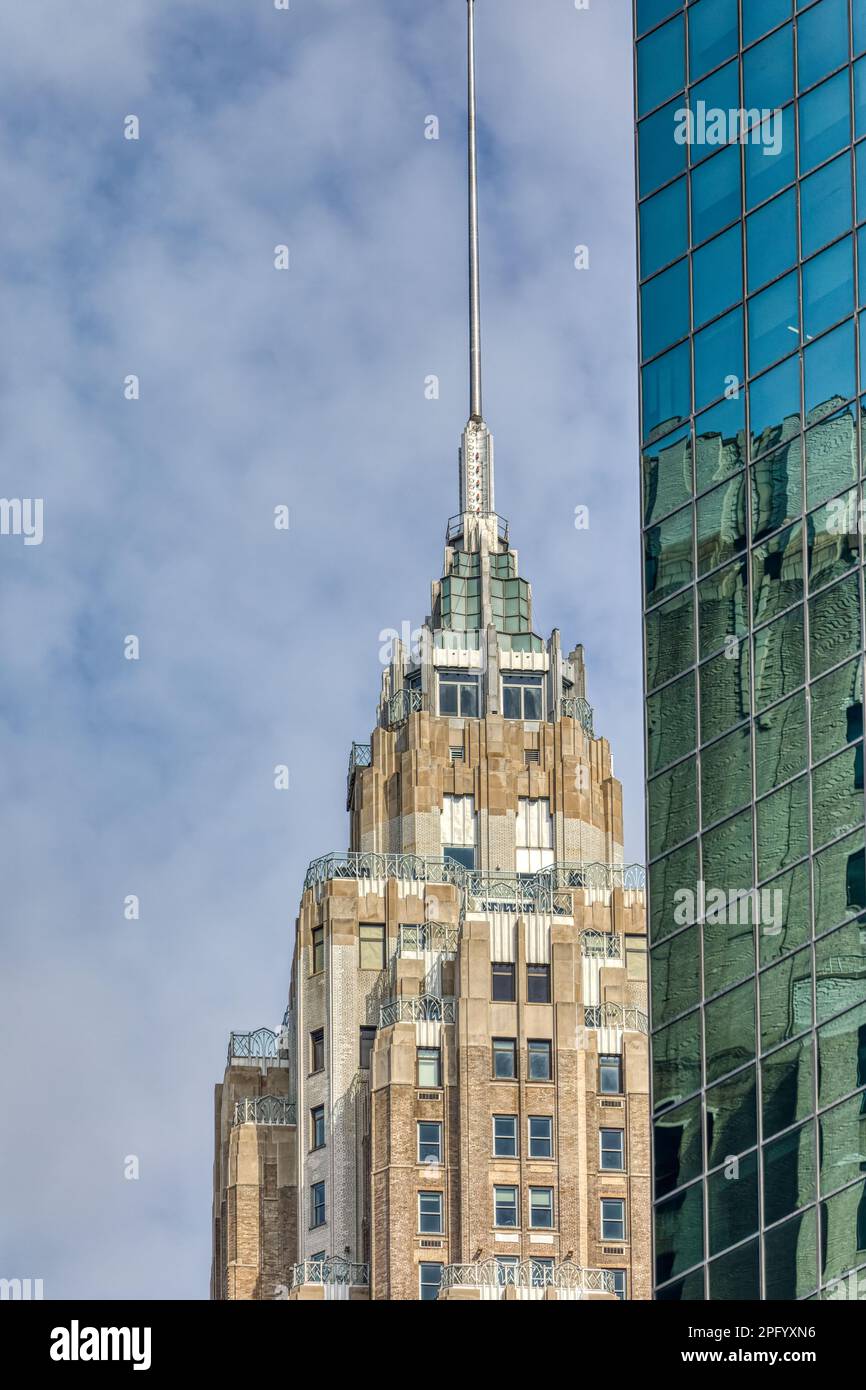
left=634, top=0, right=866, bottom=1299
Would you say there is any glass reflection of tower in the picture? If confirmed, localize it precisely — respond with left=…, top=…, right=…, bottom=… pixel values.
left=634, top=0, right=866, bottom=1299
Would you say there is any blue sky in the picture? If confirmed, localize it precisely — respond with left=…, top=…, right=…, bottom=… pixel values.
left=0, top=0, right=639, bottom=1298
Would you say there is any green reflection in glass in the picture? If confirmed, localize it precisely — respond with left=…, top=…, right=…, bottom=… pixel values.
left=755, top=689, right=807, bottom=797
left=811, top=656, right=863, bottom=766
left=646, top=504, right=693, bottom=606
left=809, top=571, right=861, bottom=679
left=805, top=407, right=858, bottom=510
left=758, top=860, right=812, bottom=966
left=757, top=774, right=809, bottom=881
left=650, top=839, right=699, bottom=945
left=644, top=423, right=693, bottom=526
left=808, top=488, right=859, bottom=591
left=655, top=1181, right=705, bottom=1285
left=812, top=744, right=864, bottom=852
left=697, top=473, right=747, bottom=577
left=813, top=827, right=866, bottom=936
left=698, top=557, right=750, bottom=659
left=653, top=1009, right=703, bottom=1115
left=655, top=1268, right=706, bottom=1300
left=752, top=521, right=804, bottom=626
left=760, top=944, right=813, bottom=1053
left=763, top=1033, right=814, bottom=1140
left=750, top=355, right=800, bottom=459
left=708, top=1151, right=759, bottom=1257
left=646, top=587, right=695, bottom=691
left=654, top=1095, right=703, bottom=1199
left=695, top=395, right=747, bottom=493
left=819, top=1177, right=866, bottom=1285
left=702, top=807, right=752, bottom=891
left=815, top=917, right=866, bottom=1027
left=817, top=1000, right=866, bottom=1109
left=706, top=977, right=756, bottom=1085
left=708, top=1238, right=760, bottom=1299
left=763, top=1119, right=816, bottom=1226
left=754, top=604, right=805, bottom=711
left=701, top=725, right=752, bottom=827
left=751, top=437, right=802, bottom=543
left=706, top=1065, right=757, bottom=1170
left=649, top=756, right=698, bottom=860
left=652, top=924, right=701, bottom=1028
left=820, top=1091, right=866, bottom=1198
left=700, top=641, right=750, bottom=745
left=764, top=1206, right=818, bottom=1300
left=647, top=672, right=697, bottom=776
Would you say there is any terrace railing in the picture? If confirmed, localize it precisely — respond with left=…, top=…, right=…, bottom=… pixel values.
left=232, top=1097, right=296, bottom=1127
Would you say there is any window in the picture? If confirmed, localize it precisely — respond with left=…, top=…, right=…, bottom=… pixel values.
left=493, top=1115, right=518, bottom=1157
left=310, top=1029, right=325, bottom=1073
left=312, top=926, right=324, bottom=974
left=496, top=1256, right=519, bottom=1285
left=527, top=964, right=551, bottom=1003
left=492, top=961, right=516, bottom=1001
left=515, top=797, right=554, bottom=874
left=359, top=1025, right=376, bottom=1069
left=503, top=673, right=543, bottom=720
left=418, top=1191, right=444, bottom=1234
left=528, top=1115, right=553, bottom=1159
left=418, top=1121, right=442, bottom=1165
left=493, top=1038, right=517, bottom=1079
left=444, top=844, right=475, bottom=870
left=494, top=1185, right=519, bottom=1227
left=601, top=1198, right=626, bottom=1242
left=599, top=1054, right=623, bottom=1094
left=600, top=1129, right=625, bottom=1171
left=417, top=1047, right=441, bottom=1088
left=529, top=1187, right=554, bottom=1229
left=310, top=1250, right=326, bottom=1263
left=438, top=670, right=480, bottom=717
left=311, top=1105, right=325, bottom=1151
left=359, top=923, right=385, bottom=971
left=419, top=1262, right=443, bottom=1301
left=530, top=1258, right=554, bottom=1287
left=311, top=1181, right=326, bottom=1229
left=441, top=794, right=476, bottom=869
left=528, top=1040, right=552, bottom=1081
left=610, top=1269, right=627, bottom=1300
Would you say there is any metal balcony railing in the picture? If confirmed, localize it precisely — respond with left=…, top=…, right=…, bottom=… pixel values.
left=440, top=1260, right=617, bottom=1296
left=384, top=687, right=423, bottom=728
left=581, top=930, right=623, bottom=959
left=398, top=923, right=460, bottom=955
left=304, top=852, right=466, bottom=894
left=446, top=512, right=509, bottom=545
left=379, top=994, right=457, bottom=1027
left=346, top=742, right=372, bottom=808
left=291, top=1259, right=369, bottom=1289
left=560, top=695, right=595, bottom=737
left=228, top=1028, right=279, bottom=1061
left=232, top=1097, right=296, bottom=1127
left=584, top=1003, right=648, bottom=1034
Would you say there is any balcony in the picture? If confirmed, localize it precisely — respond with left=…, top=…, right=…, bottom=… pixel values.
left=304, top=851, right=466, bottom=894
left=560, top=695, right=595, bottom=737
left=446, top=512, right=509, bottom=545
left=228, top=1028, right=279, bottom=1061
left=439, top=1259, right=617, bottom=1300
left=398, top=923, right=460, bottom=955
left=580, top=930, right=623, bottom=959
left=383, top=687, right=423, bottom=729
left=584, top=1002, right=648, bottom=1034
left=379, top=994, right=457, bottom=1027
left=291, top=1259, right=369, bottom=1292
left=232, top=1097, right=296, bottom=1127
left=346, top=742, right=372, bottom=809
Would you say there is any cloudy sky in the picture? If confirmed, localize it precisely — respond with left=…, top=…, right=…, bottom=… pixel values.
left=0, top=0, right=639, bottom=1298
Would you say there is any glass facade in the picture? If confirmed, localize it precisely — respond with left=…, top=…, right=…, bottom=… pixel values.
left=635, top=0, right=866, bottom=1299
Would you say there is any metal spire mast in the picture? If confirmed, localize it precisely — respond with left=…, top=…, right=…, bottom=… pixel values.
left=467, top=0, right=482, bottom=422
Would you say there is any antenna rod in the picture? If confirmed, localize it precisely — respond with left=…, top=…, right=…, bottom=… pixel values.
left=467, top=0, right=482, bottom=422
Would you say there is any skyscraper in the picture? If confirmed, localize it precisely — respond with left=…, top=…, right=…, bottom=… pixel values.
left=210, top=0, right=650, bottom=1303
left=635, top=0, right=866, bottom=1300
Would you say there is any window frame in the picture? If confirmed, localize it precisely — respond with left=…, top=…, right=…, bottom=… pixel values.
left=311, top=926, right=324, bottom=975
left=417, top=1046, right=442, bottom=1089
left=601, top=1198, right=626, bottom=1242
left=418, top=1190, right=444, bottom=1235
left=419, top=1262, right=443, bottom=1301
left=494, top=1184, right=520, bottom=1228
left=438, top=669, right=480, bottom=718
left=310, top=1028, right=325, bottom=1074
left=529, top=1186, right=554, bottom=1230
left=359, top=922, right=386, bottom=971
left=359, top=1025, right=376, bottom=1069
left=528, top=1114, right=554, bottom=1159
left=502, top=673, right=544, bottom=721
left=493, top=1114, right=518, bottom=1157
left=527, top=963, right=551, bottom=1003
left=492, top=960, right=516, bottom=1001
left=527, top=1039, right=553, bottom=1082
left=311, top=1104, right=325, bottom=1151
left=310, top=1180, right=326, bottom=1230
left=600, top=1128, right=625, bottom=1171
left=492, top=1037, right=517, bottom=1079
left=418, top=1120, right=443, bottom=1166
left=599, top=1053, right=623, bottom=1095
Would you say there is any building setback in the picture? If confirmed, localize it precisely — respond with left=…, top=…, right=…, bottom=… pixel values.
left=210, top=1, right=650, bottom=1303
left=634, top=0, right=866, bottom=1299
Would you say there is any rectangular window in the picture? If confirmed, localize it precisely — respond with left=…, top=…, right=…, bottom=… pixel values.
left=530, top=1257, right=554, bottom=1286
left=494, top=1185, right=519, bottom=1228
left=493, top=1038, right=517, bottom=1079
left=310, top=1250, right=326, bottom=1264
left=503, top=673, right=544, bottom=720
left=419, top=1262, right=443, bottom=1301
left=528, top=1115, right=553, bottom=1159
left=496, top=1256, right=519, bottom=1286
left=438, top=670, right=480, bottom=718
left=527, top=964, right=551, bottom=1003
left=527, top=1039, right=552, bottom=1081
left=610, top=1269, right=627, bottom=1300
left=359, top=1025, right=376, bottom=1069
left=492, top=961, right=516, bottom=1001
left=441, top=794, right=476, bottom=870
left=312, top=926, right=324, bottom=974
left=515, top=797, right=554, bottom=874
left=444, top=844, right=475, bottom=870
left=600, top=1128, right=625, bottom=1171
left=493, top=1114, right=518, bottom=1157
left=311, top=1104, right=325, bottom=1151
left=601, top=1198, right=626, bottom=1242
left=311, top=1181, right=326, bottom=1229
left=418, top=1121, right=442, bottom=1165
left=417, top=1047, right=441, bottom=1088
left=599, top=1054, right=623, bottom=1094
left=359, top=923, right=385, bottom=971
left=310, top=1028, right=325, bottom=1073
left=418, top=1190, right=444, bottom=1234
left=529, top=1187, right=554, bottom=1229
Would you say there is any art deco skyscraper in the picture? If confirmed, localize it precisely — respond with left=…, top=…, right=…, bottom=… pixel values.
left=635, top=0, right=866, bottom=1301
left=211, top=0, right=650, bottom=1303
